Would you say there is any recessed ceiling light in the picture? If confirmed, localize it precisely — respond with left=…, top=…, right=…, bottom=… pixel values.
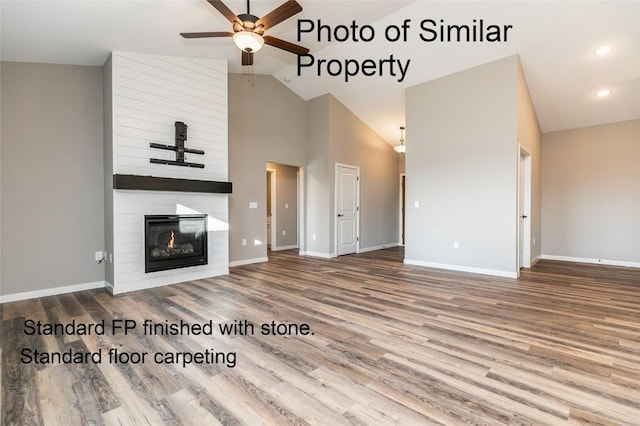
left=594, top=45, right=612, bottom=56
left=596, top=89, right=611, bottom=97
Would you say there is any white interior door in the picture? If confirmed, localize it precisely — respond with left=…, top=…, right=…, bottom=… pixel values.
left=518, top=156, right=525, bottom=269
left=336, top=164, right=359, bottom=256
left=518, top=149, right=532, bottom=271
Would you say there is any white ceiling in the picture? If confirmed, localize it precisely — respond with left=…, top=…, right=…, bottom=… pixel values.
left=2, top=0, right=639, bottom=145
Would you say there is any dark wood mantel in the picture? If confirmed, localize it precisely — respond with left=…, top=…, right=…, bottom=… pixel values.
left=113, top=174, right=232, bottom=194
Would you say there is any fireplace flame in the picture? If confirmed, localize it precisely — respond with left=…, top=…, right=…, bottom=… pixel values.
left=168, top=230, right=175, bottom=249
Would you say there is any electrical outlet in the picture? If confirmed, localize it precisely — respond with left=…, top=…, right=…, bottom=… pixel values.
left=414, top=201, right=420, bottom=208
left=249, top=202, right=258, bottom=209
left=242, top=239, right=247, bottom=246
left=453, top=241, right=460, bottom=249
left=285, top=203, right=289, bottom=209
left=95, top=251, right=103, bottom=262
left=282, top=230, right=286, bottom=236
left=312, top=234, right=316, bottom=240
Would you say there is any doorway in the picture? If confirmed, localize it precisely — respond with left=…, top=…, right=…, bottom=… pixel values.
left=335, top=164, right=360, bottom=256
left=266, top=162, right=301, bottom=252
left=518, top=148, right=532, bottom=271
left=266, top=168, right=276, bottom=248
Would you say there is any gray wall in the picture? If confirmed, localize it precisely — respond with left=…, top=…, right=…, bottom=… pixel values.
left=405, top=56, right=519, bottom=276
left=0, top=62, right=105, bottom=296
left=230, top=84, right=400, bottom=260
left=304, top=95, right=331, bottom=255
left=228, top=74, right=306, bottom=263
left=328, top=96, right=400, bottom=252
left=266, top=162, right=299, bottom=249
left=542, top=119, right=640, bottom=263
left=517, top=59, right=542, bottom=262
left=303, top=94, right=400, bottom=256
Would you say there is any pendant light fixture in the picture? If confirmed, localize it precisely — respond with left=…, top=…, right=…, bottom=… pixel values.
left=394, top=126, right=406, bottom=153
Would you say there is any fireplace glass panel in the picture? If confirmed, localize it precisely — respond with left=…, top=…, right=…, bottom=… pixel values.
left=145, top=215, right=208, bottom=273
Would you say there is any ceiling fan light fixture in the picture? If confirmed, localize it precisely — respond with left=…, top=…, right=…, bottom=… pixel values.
left=233, top=30, right=264, bottom=53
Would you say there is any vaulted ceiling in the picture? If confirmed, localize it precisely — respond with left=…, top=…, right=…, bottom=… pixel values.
left=2, top=1, right=638, bottom=145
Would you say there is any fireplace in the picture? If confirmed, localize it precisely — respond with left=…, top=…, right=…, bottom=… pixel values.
left=144, top=215, right=208, bottom=273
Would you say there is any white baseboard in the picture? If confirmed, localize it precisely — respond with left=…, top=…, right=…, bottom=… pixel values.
left=229, top=257, right=269, bottom=267
left=359, top=242, right=400, bottom=253
left=299, top=251, right=335, bottom=259
left=531, top=256, right=542, bottom=266
left=0, top=281, right=106, bottom=304
left=403, top=259, right=518, bottom=279
left=540, top=254, right=640, bottom=269
left=271, top=245, right=299, bottom=251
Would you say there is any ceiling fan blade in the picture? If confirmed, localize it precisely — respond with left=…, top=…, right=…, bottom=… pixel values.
left=206, top=0, right=239, bottom=24
left=242, top=51, right=254, bottom=66
left=180, top=31, right=234, bottom=38
left=263, top=35, right=309, bottom=55
left=256, top=1, right=302, bottom=31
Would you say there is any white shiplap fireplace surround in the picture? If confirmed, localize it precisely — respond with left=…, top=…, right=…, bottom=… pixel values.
left=104, top=52, right=229, bottom=294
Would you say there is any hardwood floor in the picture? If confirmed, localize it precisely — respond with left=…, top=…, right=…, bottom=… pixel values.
left=2, top=248, right=640, bottom=425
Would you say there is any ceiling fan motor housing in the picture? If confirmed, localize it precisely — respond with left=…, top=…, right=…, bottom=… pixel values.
left=235, top=14, right=263, bottom=34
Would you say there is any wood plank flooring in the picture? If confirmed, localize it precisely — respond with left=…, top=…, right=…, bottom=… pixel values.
left=2, top=247, right=640, bottom=425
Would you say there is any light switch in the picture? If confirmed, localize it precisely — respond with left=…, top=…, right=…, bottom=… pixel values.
left=249, top=201, right=258, bottom=209
left=414, top=201, right=420, bottom=208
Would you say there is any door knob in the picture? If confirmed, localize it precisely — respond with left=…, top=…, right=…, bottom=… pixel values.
left=521, top=215, right=528, bottom=219
left=338, top=214, right=344, bottom=217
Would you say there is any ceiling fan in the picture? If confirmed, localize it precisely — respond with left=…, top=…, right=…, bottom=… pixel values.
left=181, top=0, right=309, bottom=66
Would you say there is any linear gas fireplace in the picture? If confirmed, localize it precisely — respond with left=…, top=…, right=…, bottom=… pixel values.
left=145, top=215, right=208, bottom=273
